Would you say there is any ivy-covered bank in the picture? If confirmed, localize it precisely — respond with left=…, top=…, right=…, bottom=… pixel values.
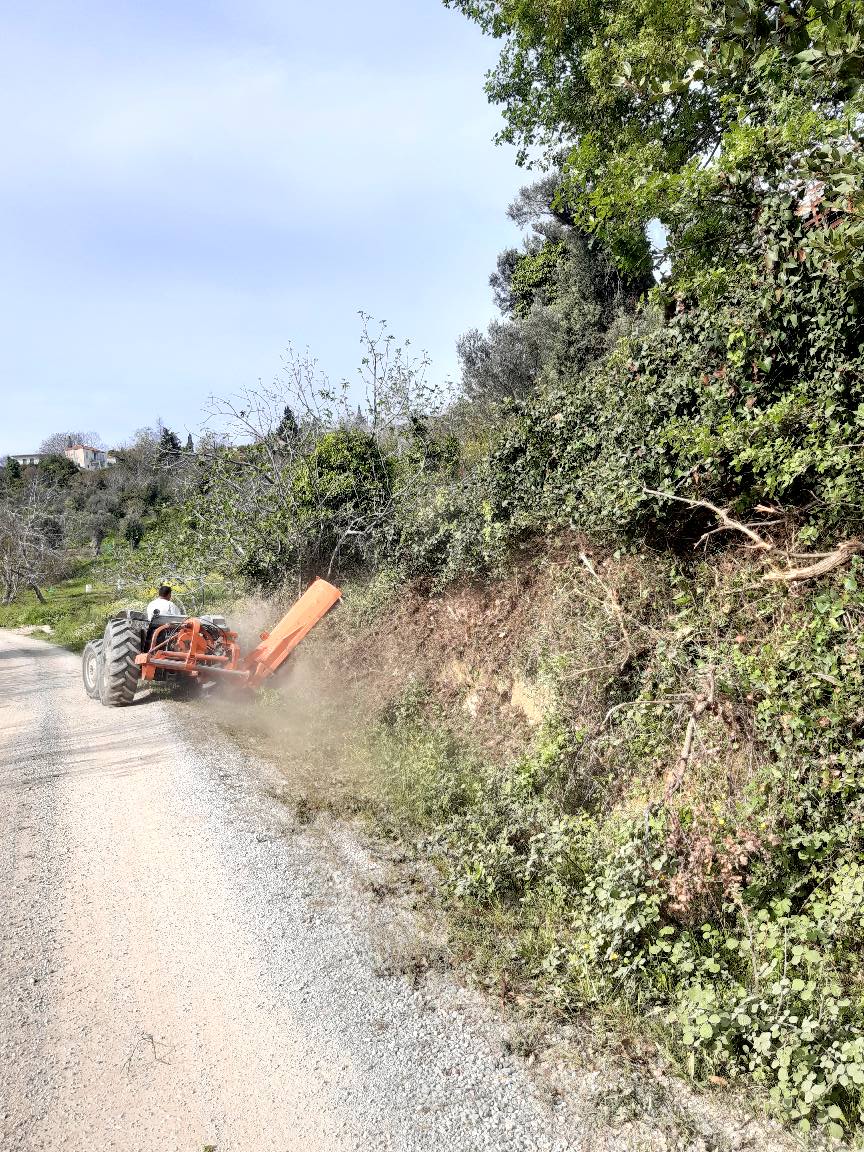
left=355, top=546, right=864, bottom=1140
left=337, top=16, right=864, bottom=1130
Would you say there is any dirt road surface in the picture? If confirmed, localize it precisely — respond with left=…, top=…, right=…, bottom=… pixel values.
left=1, top=631, right=597, bottom=1152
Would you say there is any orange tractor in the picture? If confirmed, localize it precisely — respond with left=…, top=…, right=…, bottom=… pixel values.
left=81, top=578, right=341, bottom=706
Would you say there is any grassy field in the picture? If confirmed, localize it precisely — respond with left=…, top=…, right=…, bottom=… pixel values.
left=0, top=560, right=140, bottom=652
left=0, top=547, right=239, bottom=653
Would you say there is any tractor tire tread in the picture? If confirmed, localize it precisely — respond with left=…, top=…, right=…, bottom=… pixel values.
left=82, top=638, right=104, bottom=699
left=99, top=619, right=141, bottom=706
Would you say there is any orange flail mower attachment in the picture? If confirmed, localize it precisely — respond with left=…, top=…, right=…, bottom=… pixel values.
left=135, top=616, right=243, bottom=680
left=241, top=578, right=342, bottom=684
left=134, top=578, right=341, bottom=685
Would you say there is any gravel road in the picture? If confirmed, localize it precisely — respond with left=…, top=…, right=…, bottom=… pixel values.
left=0, top=631, right=590, bottom=1152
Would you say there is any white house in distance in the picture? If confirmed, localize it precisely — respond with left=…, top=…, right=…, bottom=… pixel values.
left=64, top=443, right=109, bottom=469
left=7, top=444, right=116, bottom=470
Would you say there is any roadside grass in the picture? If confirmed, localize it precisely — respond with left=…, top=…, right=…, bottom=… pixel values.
left=0, top=561, right=124, bottom=652
left=0, top=536, right=237, bottom=654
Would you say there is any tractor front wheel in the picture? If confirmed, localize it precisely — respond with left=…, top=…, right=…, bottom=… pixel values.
left=99, top=619, right=141, bottom=706
left=82, top=638, right=104, bottom=699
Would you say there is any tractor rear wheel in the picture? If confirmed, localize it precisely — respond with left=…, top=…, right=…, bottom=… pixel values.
left=99, top=618, right=141, bottom=706
left=82, top=638, right=103, bottom=699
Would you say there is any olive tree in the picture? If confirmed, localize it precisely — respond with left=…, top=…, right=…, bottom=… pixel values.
left=0, top=476, right=68, bottom=603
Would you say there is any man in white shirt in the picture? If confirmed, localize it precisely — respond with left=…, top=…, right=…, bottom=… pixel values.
left=146, top=584, right=184, bottom=621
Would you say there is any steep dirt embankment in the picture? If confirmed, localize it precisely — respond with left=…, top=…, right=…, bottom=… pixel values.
left=236, top=537, right=660, bottom=796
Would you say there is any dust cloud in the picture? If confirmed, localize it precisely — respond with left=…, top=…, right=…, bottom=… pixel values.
left=202, top=595, right=375, bottom=813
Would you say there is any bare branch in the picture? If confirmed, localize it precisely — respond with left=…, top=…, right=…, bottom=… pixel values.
left=762, top=538, right=863, bottom=582
left=644, top=488, right=775, bottom=551
left=664, top=670, right=715, bottom=801
left=579, top=551, right=633, bottom=660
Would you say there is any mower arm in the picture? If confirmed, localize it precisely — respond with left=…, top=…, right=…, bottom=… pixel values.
left=241, top=578, right=341, bottom=684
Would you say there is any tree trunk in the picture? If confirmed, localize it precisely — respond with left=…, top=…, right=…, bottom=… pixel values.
left=28, top=582, right=46, bottom=604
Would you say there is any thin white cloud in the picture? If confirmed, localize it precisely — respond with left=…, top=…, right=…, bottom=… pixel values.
left=2, top=42, right=503, bottom=216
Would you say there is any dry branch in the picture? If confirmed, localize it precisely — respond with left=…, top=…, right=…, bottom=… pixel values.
left=664, top=670, right=715, bottom=802
left=761, top=538, right=863, bottom=583
left=579, top=551, right=633, bottom=659
left=644, top=488, right=774, bottom=551
left=645, top=488, right=862, bottom=584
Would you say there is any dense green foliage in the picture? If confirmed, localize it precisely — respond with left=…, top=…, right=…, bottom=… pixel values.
left=444, top=0, right=864, bottom=274
left=484, top=221, right=864, bottom=548
left=366, top=553, right=864, bottom=1137
left=372, top=0, right=862, bottom=1133
left=436, top=0, right=864, bottom=549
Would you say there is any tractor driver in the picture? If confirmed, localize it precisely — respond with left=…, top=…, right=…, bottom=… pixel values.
left=146, top=584, right=184, bottom=621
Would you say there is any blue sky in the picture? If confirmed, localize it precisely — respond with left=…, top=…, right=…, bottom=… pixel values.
left=0, top=1, right=527, bottom=454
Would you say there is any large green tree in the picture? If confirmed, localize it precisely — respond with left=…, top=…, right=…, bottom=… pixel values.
left=447, top=0, right=864, bottom=542
left=445, top=0, right=864, bottom=277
